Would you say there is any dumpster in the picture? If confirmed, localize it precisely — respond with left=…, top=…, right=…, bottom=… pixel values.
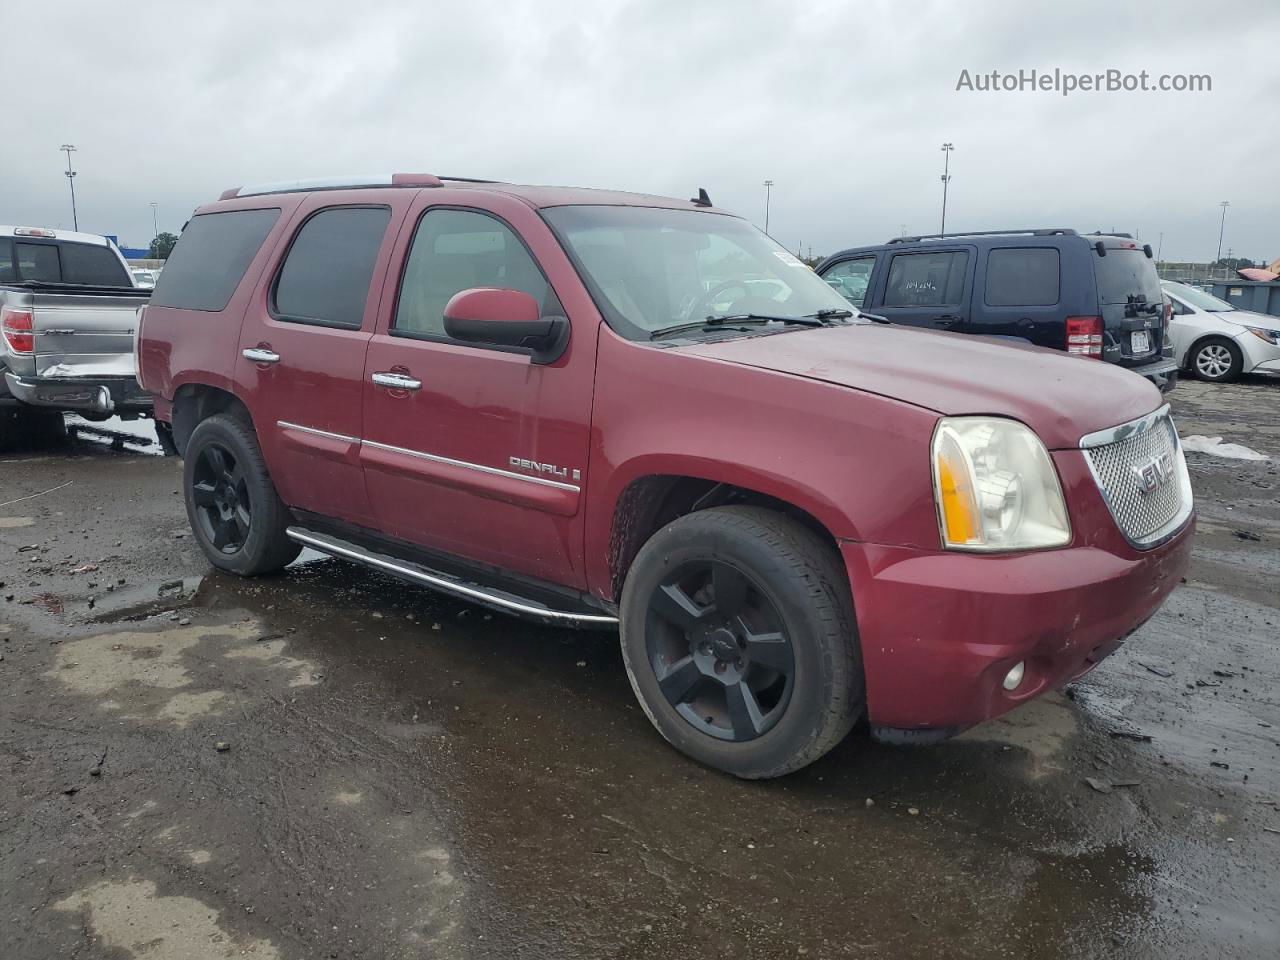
left=1209, top=280, right=1280, bottom=319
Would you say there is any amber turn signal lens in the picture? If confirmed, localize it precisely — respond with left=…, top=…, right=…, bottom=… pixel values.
left=935, top=433, right=982, bottom=547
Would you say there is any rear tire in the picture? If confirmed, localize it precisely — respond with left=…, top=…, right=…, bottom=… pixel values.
left=183, top=414, right=300, bottom=575
left=619, top=506, right=864, bottom=779
left=1188, top=337, right=1243, bottom=382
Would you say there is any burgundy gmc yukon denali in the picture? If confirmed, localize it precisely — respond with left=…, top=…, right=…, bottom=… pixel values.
left=137, top=174, right=1194, bottom=779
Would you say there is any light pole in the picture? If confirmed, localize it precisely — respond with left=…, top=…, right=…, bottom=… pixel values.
left=1157, top=232, right=1164, bottom=262
left=763, top=179, right=774, bottom=235
left=939, top=143, right=954, bottom=235
left=149, top=202, right=159, bottom=240
left=1215, top=201, right=1230, bottom=267
left=60, top=144, right=78, bottom=231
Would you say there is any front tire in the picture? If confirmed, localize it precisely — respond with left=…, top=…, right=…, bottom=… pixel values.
left=1189, top=337, right=1243, bottom=382
left=619, top=506, right=864, bottom=779
left=183, top=414, right=300, bottom=575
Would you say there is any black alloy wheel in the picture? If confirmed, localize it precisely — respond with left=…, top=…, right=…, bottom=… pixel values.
left=646, top=559, right=796, bottom=742
left=191, top=442, right=252, bottom=553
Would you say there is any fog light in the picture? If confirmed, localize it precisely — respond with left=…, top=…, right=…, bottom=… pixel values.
left=1002, top=661, right=1026, bottom=691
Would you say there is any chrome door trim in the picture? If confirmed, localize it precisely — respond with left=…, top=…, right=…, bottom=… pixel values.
left=242, top=347, right=281, bottom=364
left=286, top=527, right=617, bottom=626
left=362, top=439, right=581, bottom=492
left=276, top=420, right=360, bottom=445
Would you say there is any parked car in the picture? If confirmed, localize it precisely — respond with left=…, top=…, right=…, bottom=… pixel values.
left=138, top=175, right=1194, bottom=778
left=131, top=268, right=159, bottom=289
left=1, top=225, right=153, bottom=436
left=1163, top=280, right=1280, bottom=382
left=816, top=229, right=1179, bottom=392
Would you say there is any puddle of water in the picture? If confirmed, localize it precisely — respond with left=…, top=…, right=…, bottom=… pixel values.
left=46, top=620, right=317, bottom=727
left=54, top=878, right=280, bottom=960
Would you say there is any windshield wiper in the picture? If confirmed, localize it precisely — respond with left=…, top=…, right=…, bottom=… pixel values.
left=804, top=308, right=854, bottom=320
left=649, top=313, right=825, bottom=340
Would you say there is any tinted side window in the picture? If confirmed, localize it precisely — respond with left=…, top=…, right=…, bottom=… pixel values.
left=394, top=209, right=551, bottom=338
left=0, top=240, right=14, bottom=282
left=150, top=209, right=281, bottom=312
left=883, top=251, right=968, bottom=307
left=59, top=242, right=132, bottom=286
left=273, top=207, right=390, bottom=328
left=984, top=248, right=1060, bottom=306
left=822, top=256, right=876, bottom=307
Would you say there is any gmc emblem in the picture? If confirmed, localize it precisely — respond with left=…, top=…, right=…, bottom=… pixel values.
left=1134, top=451, right=1175, bottom=494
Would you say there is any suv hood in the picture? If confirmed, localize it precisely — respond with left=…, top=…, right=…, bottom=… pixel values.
left=679, top=323, right=1161, bottom=450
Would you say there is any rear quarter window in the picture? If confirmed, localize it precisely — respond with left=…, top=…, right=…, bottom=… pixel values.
left=150, top=208, right=281, bottom=312
left=984, top=248, right=1060, bottom=306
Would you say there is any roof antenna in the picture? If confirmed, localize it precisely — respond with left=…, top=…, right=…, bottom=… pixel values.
left=690, top=188, right=712, bottom=207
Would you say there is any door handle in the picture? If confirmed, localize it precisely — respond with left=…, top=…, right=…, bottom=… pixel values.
left=243, top=347, right=281, bottom=364
left=932, top=315, right=961, bottom=327
left=371, top=372, right=422, bottom=391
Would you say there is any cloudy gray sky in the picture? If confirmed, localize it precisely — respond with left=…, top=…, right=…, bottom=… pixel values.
left=7, top=1, right=1277, bottom=262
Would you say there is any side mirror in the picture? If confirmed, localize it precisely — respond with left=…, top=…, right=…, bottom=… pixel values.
left=443, top=288, right=567, bottom=364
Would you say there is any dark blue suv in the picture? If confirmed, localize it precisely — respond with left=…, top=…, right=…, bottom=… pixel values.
left=815, top=229, right=1178, bottom=391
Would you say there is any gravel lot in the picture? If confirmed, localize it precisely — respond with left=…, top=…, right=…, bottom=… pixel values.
left=2, top=378, right=1279, bottom=959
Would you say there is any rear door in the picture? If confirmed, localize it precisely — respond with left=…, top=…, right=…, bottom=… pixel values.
left=969, top=245, right=1063, bottom=347
left=359, top=191, right=599, bottom=588
left=1091, top=242, right=1165, bottom=366
left=236, top=194, right=409, bottom=530
left=871, top=247, right=973, bottom=330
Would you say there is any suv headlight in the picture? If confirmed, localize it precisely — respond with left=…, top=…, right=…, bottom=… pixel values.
left=932, top=417, right=1071, bottom=551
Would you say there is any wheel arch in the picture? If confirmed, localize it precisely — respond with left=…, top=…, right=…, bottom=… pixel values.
left=1181, top=331, right=1242, bottom=371
left=170, top=382, right=255, bottom=456
left=604, top=471, right=848, bottom=604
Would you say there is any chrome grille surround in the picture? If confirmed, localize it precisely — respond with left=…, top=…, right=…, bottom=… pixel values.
left=1080, top=404, right=1193, bottom=549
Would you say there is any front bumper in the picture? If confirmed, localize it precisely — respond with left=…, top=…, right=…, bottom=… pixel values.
left=3, top=372, right=151, bottom=415
left=842, top=471, right=1194, bottom=735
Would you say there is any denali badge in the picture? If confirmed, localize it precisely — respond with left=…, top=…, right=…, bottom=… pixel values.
left=510, top=456, right=582, bottom=484
left=1134, top=451, right=1175, bottom=494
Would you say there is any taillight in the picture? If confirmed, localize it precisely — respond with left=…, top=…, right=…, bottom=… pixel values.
left=1163, top=301, right=1172, bottom=329
left=133, top=304, right=147, bottom=390
left=1065, top=315, right=1103, bottom=358
left=1, top=306, right=34, bottom=355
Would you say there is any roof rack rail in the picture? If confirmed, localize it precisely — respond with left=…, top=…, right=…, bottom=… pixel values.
left=220, top=173, right=500, bottom=201
left=1086, top=230, right=1134, bottom=238
left=887, top=228, right=1079, bottom=244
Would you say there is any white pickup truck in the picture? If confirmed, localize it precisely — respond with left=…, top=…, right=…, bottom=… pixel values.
left=1, top=225, right=153, bottom=438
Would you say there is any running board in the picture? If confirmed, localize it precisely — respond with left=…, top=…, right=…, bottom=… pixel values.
left=285, top=527, right=618, bottom=628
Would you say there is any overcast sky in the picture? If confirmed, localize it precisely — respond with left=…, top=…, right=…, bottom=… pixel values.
left=7, top=1, right=1277, bottom=262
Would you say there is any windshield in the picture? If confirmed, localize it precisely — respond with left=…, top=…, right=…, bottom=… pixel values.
left=543, top=206, right=852, bottom=339
left=1162, top=280, right=1234, bottom=312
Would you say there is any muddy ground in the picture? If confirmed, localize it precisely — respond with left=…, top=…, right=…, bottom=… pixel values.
left=2, top=381, right=1279, bottom=960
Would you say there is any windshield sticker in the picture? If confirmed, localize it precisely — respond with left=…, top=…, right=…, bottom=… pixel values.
left=773, top=251, right=806, bottom=268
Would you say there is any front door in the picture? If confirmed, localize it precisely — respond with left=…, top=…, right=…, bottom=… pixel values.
left=236, top=195, right=407, bottom=529
left=360, top=193, right=598, bottom=588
